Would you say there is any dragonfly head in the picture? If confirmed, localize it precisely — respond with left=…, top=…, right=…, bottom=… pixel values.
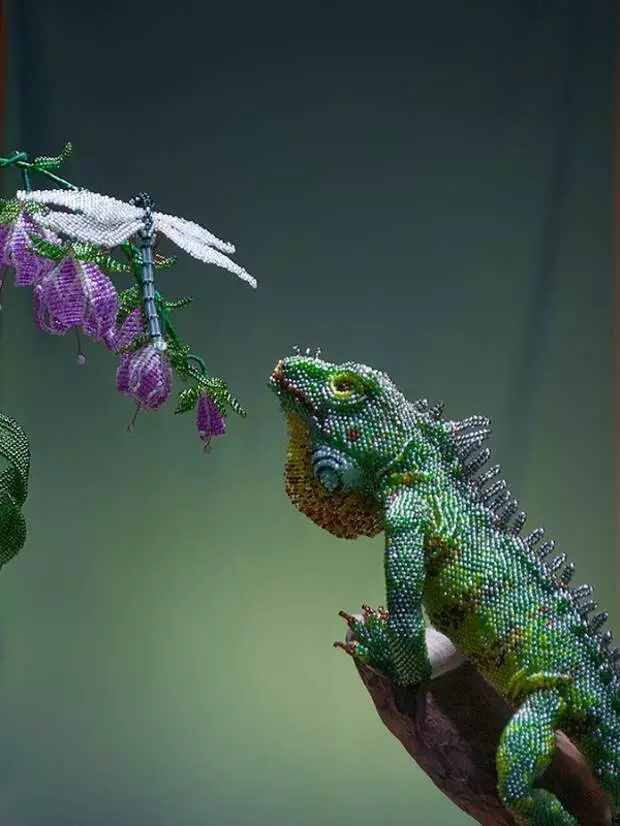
left=129, top=192, right=155, bottom=211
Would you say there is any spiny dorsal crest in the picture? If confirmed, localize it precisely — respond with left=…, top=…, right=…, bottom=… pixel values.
left=428, top=402, right=445, bottom=421
left=519, top=508, right=618, bottom=683
left=427, top=404, right=620, bottom=682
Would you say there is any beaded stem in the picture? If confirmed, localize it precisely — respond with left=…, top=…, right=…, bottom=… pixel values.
left=0, top=152, right=76, bottom=191
left=187, top=353, right=209, bottom=377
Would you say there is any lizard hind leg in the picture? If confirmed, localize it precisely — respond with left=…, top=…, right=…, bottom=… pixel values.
left=497, top=688, right=579, bottom=826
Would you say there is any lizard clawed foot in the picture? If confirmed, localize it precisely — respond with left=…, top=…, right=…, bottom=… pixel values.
left=334, top=639, right=359, bottom=656
left=337, top=610, right=358, bottom=629
left=334, top=603, right=395, bottom=680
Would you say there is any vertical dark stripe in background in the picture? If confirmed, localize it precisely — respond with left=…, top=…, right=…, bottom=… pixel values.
left=8, top=0, right=46, bottom=157
left=506, top=4, right=582, bottom=486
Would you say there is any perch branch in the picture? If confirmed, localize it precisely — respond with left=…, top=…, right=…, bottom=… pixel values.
left=350, top=625, right=611, bottom=825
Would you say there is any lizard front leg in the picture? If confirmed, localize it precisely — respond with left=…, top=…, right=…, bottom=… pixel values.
left=383, top=487, right=432, bottom=686
left=336, top=488, right=432, bottom=687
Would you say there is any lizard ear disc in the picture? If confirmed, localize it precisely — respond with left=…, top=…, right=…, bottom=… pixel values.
left=314, top=465, right=342, bottom=493
left=311, top=445, right=360, bottom=493
left=283, top=412, right=383, bottom=539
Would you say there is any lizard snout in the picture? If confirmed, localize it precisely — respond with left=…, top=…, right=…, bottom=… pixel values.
left=271, top=359, right=285, bottom=384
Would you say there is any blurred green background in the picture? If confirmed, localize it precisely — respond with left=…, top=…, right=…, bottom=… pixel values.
left=0, top=1, right=615, bottom=824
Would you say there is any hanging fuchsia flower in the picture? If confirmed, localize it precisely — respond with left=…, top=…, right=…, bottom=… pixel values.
left=0, top=209, right=56, bottom=286
left=104, top=305, right=144, bottom=353
left=197, top=391, right=226, bottom=449
left=107, top=306, right=171, bottom=410
left=34, top=255, right=118, bottom=338
left=116, top=344, right=173, bottom=411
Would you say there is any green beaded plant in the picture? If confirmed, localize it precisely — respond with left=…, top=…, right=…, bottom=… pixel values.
left=0, top=412, right=29, bottom=566
left=0, top=142, right=256, bottom=561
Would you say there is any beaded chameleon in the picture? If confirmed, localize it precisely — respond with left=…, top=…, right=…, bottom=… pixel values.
left=269, top=353, right=620, bottom=826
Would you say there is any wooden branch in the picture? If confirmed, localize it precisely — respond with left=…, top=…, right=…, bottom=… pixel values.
left=350, top=626, right=611, bottom=825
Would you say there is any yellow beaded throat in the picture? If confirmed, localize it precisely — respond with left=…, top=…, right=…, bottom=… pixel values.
left=283, top=410, right=383, bottom=540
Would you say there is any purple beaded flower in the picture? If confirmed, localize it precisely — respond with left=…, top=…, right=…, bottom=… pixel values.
left=34, top=255, right=118, bottom=338
left=0, top=209, right=56, bottom=286
left=197, top=391, right=226, bottom=449
left=116, top=344, right=173, bottom=411
left=107, top=308, right=172, bottom=411
left=104, top=305, right=144, bottom=353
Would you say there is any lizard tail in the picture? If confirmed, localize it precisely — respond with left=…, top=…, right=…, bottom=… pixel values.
left=590, top=743, right=620, bottom=820
left=571, top=697, right=620, bottom=820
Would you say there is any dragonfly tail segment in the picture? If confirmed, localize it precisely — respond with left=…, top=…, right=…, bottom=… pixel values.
left=130, top=192, right=167, bottom=351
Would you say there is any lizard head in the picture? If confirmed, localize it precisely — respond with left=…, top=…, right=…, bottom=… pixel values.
left=268, top=354, right=419, bottom=539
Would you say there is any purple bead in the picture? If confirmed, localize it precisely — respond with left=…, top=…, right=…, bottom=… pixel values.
left=81, top=264, right=119, bottom=340
left=104, top=306, right=144, bottom=353
left=0, top=210, right=56, bottom=287
left=197, top=392, right=226, bottom=442
left=34, top=256, right=118, bottom=338
left=116, top=344, right=173, bottom=411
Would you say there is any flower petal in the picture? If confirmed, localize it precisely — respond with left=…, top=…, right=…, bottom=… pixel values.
left=196, top=392, right=226, bottom=439
left=116, top=344, right=172, bottom=411
left=2, top=211, right=55, bottom=287
left=115, top=353, right=132, bottom=395
left=81, top=261, right=118, bottom=340
left=0, top=225, right=11, bottom=261
left=34, top=257, right=87, bottom=334
left=104, top=306, right=145, bottom=352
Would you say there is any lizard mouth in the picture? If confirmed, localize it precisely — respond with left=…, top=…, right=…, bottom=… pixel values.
left=270, top=359, right=321, bottom=419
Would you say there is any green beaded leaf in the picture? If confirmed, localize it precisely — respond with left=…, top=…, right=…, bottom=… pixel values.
left=117, top=288, right=191, bottom=332
left=32, top=142, right=72, bottom=171
left=93, top=253, right=129, bottom=273
left=27, top=238, right=130, bottom=272
left=154, top=253, right=178, bottom=269
left=0, top=413, right=30, bottom=567
left=191, top=373, right=247, bottom=418
left=165, top=296, right=193, bottom=311
left=174, top=386, right=202, bottom=415
left=27, top=235, right=68, bottom=261
left=129, top=247, right=177, bottom=271
left=219, top=387, right=247, bottom=418
left=0, top=198, right=24, bottom=226
left=72, top=242, right=129, bottom=272
left=167, top=343, right=193, bottom=380
left=117, top=286, right=142, bottom=319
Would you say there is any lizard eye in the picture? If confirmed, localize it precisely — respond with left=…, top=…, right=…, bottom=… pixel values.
left=330, top=374, right=361, bottom=398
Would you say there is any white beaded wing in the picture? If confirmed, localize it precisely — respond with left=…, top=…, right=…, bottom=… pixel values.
left=16, top=188, right=257, bottom=288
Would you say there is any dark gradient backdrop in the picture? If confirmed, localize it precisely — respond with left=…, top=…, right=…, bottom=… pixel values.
left=0, top=2, right=615, bottom=825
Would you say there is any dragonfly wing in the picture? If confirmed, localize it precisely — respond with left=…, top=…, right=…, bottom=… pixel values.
left=155, top=212, right=236, bottom=254
left=37, top=211, right=143, bottom=248
left=17, top=189, right=140, bottom=223
left=161, top=218, right=257, bottom=288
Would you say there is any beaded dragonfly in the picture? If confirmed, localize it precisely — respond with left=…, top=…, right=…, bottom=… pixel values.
left=16, top=188, right=257, bottom=351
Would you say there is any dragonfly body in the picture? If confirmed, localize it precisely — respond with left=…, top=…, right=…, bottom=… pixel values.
left=130, top=192, right=166, bottom=350
left=16, top=187, right=257, bottom=347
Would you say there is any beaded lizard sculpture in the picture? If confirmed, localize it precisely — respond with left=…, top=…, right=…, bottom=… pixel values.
left=269, top=353, right=620, bottom=826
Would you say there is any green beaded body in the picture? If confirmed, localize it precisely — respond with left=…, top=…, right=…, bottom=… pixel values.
left=422, top=478, right=620, bottom=747
left=270, top=354, right=620, bottom=824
